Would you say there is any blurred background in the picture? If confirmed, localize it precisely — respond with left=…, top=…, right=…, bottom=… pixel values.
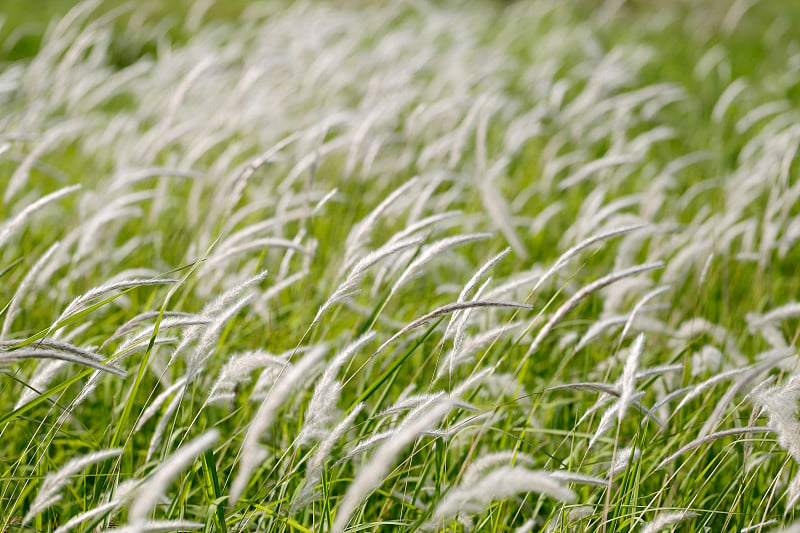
left=4, top=0, right=800, bottom=67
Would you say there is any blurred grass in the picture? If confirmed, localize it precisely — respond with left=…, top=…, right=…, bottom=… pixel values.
left=0, top=0, right=250, bottom=64
left=5, top=0, right=800, bottom=67
left=3, top=0, right=800, bottom=530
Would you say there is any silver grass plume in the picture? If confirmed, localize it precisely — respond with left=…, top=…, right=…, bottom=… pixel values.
left=15, top=360, right=68, bottom=409
left=205, top=237, right=309, bottom=269
left=54, top=501, right=122, bottom=533
left=387, top=233, right=492, bottom=299
left=99, top=311, right=200, bottom=351
left=460, top=451, right=535, bottom=484
left=374, top=300, right=532, bottom=357
left=294, top=402, right=365, bottom=510
left=342, top=176, right=419, bottom=271
left=145, top=391, right=185, bottom=463
left=4, top=132, right=63, bottom=203
left=528, top=223, right=648, bottom=298
left=619, top=334, right=645, bottom=423
left=429, top=466, right=575, bottom=527
left=230, top=345, right=326, bottom=506
left=640, top=510, right=696, bottom=533
left=751, top=375, right=800, bottom=464
left=55, top=277, right=178, bottom=329
left=740, top=521, right=780, bottom=532
left=186, top=293, right=253, bottom=379
left=0, top=348, right=126, bottom=377
left=53, top=479, right=141, bottom=533
left=544, top=506, right=595, bottom=532
left=299, top=332, right=376, bottom=445
left=748, top=302, right=800, bottom=328
left=446, top=278, right=492, bottom=379
left=135, top=378, right=188, bottom=431
left=313, top=237, right=421, bottom=326
left=384, top=211, right=463, bottom=247
left=765, top=522, right=800, bottom=533
left=331, top=398, right=456, bottom=533
left=524, top=262, right=663, bottom=361
left=655, top=427, right=771, bottom=470
left=100, top=521, right=204, bottom=533
left=0, top=184, right=81, bottom=250
left=204, top=350, right=287, bottom=406
left=437, top=321, right=523, bottom=380
left=610, top=446, right=640, bottom=476
left=575, top=314, right=629, bottom=352
left=11, top=338, right=125, bottom=410
left=23, top=448, right=123, bottom=524
left=248, top=346, right=314, bottom=402
left=618, top=285, right=671, bottom=343
left=442, top=248, right=510, bottom=360
left=1, top=241, right=60, bottom=340
left=168, top=270, right=267, bottom=367
left=128, top=430, right=219, bottom=523
left=550, top=471, right=607, bottom=486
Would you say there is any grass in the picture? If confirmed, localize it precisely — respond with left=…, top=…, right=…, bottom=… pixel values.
left=2, top=0, right=800, bottom=531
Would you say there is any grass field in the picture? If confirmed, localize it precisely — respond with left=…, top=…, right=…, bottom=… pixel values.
left=2, top=0, right=800, bottom=531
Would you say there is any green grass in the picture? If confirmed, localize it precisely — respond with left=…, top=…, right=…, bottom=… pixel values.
left=2, top=0, right=800, bottom=532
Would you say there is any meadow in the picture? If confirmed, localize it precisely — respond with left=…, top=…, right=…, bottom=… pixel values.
left=2, top=0, right=800, bottom=531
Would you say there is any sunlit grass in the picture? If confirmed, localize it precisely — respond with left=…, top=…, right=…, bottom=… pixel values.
left=2, top=1, right=800, bottom=531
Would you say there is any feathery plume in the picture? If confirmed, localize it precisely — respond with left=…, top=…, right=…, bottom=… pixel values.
left=0, top=348, right=126, bottom=376
left=295, top=403, right=365, bottom=510
left=101, top=520, right=204, bottom=533
left=640, top=510, right=696, bottom=533
left=478, top=173, right=529, bottom=259
left=129, top=430, right=219, bottom=521
left=749, top=302, right=800, bottom=327
left=331, top=399, right=455, bottom=533
left=619, top=285, right=670, bottom=343
left=1, top=242, right=60, bottom=340
left=438, top=321, right=523, bottom=379
left=461, top=452, right=535, bottom=484
left=299, top=332, right=375, bottom=444
left=619, top=334, right=645, bottom=423
left=342, top=176, right=419, bottom=269
left=206, top=237, right=309, bottom=268
left=430, top=466, right=575, bottom=526
left=99, top=311, right=199, bottom=350
left=230, top=345, right=325, bottom=505
left=314, top=237, right=421, bottom=325
left=575, top=314, right=628, bottom=352
left=186, top=293, right=253, bottom=378
left=23, top=448, right=123, bottom=524
left=751, top=375, right=800, bottom=463
left=145, top=390, right=184, bottom=463
left=559, top=153, right=641, bottom=190
left=525, top=262, right=663, bottom=359
left=15, top=360, right=68, bottom=409
left=205, top=350, right=287, bottom=406
left=610, top=446, right=640, bottom=476
left=54, top=501, right=121, bottom=533
left=655, top=427, right=771, bottom=470
left=135, top=378, right=188, bottom=431
left=443, top=247, right=511, bottom=344
left=0, top=185, right=81, bottom=249
left=530, top=224, right=648, bottom=298
left=388, top=233, right=492, bottom=299
left=170, top=270, right=267, bottom=365
left=375, top=300, right=532, bottom=357
left=550, top=471, right=607, bottom=486
left=56, top=277, right=177, bottom=327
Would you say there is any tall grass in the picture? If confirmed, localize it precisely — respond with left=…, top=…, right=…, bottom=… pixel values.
left=2, top=0, right=800, bottom=531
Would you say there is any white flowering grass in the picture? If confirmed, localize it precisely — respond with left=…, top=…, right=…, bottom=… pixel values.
left=3, top=0, right=800, bottom=531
